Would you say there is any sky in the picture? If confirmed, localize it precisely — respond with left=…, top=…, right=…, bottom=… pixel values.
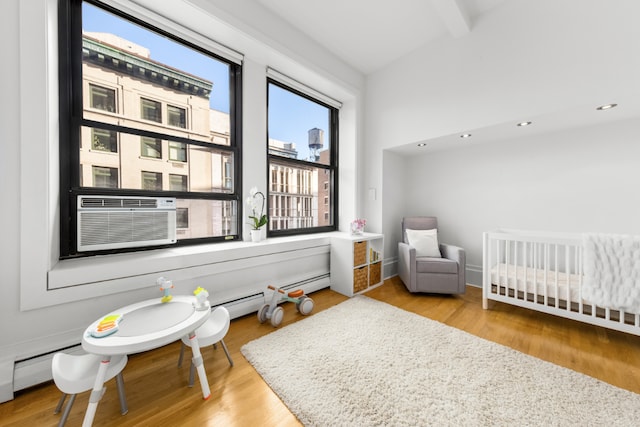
left=83, top=2, right=330, bottom=162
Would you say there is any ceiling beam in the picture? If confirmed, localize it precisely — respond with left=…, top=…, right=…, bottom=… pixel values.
left=431, top=0, right=471, bottom=38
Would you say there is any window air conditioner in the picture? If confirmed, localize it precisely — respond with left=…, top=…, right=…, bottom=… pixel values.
left=77, top=195, right=177, bottom=252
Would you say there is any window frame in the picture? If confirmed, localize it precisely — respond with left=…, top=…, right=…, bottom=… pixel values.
left=58, top=0, right=243, bottom=258
left=266, top=78, right=338, bottom=238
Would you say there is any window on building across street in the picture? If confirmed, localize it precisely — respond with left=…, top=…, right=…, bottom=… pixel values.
left=91, top=128, right=117, bottom=152
left=167, top=105, right=187, bottom=128
left=267, top=79, right=338, bottom=236
left=140, top=97, right=162, bottom=123
left=92, top=166, right=118, bottom=188
left=168, top=141, right=187, bottom=162
left=170, top=174, right=188, bottom=191
left=89, top=84, right=116, bottom=112
left=58, top=0, right=242, bottom=257
left=141, top=171, right=163, bottom=190
left=176, top=207, right=189, bottom=229
left=140, top=136, right=162, bottom=159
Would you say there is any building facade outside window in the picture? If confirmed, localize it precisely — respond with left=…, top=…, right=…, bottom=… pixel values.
left=58, top=0, right=242, bottom=257
left=267, top=79, right=338, bottom=236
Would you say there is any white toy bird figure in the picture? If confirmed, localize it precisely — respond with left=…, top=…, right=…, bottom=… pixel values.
left=194, top=286, right=210, bottom=311
left=157, top=277, right=174, bottom=303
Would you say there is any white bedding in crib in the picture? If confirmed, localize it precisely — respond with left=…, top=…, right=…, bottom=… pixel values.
left=490, top=263, right=583, bottom=303
left=583, top=233, right=640, bottom=314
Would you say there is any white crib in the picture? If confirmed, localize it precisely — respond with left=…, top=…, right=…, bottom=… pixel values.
left=482, top=229, right=640, bottom=336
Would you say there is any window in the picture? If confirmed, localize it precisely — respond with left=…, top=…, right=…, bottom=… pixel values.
left=167, top=105, right=186, bottom=128
left=141, top=137, right=162, bottom=158
left=267, top=79, right=338, bottom=235
left=169, top=141, right=187, bottom=162
left=91, top=128, right=117, bottom=152
left=170, top=174, right=188, bottom=191
left=89, top=84, right=116, bottom=112
left=142, top=171, right=162, bottom=190
left=141, top=98, right=162, bottom=123
left=58, top=0, right=242, bottom=257
left=92, top=166, right=118, bottom=188
left=176, top=207, right=189, bottom=229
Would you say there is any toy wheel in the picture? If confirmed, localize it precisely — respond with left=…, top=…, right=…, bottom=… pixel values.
left=271, top=306, right=284, bottom=327
left=257, top=304, right=269, bottom=323
left=297, top=296, right=314, bottom=315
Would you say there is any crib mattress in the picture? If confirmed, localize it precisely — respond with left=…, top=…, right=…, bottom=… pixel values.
left=490, top=263, right=585, bottom=304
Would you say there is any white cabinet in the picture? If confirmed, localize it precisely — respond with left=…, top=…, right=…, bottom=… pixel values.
left=330, top=233, right=384, bottom=297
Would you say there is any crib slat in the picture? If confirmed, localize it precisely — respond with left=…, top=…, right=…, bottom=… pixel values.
left=565, top=246, right=570, bottom=312
left=553, top=243, right=560, bottom=308
left=543, top=243, right=548, bottom=306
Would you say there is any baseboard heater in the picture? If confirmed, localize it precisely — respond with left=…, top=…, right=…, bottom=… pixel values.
left=7, top=274, right=330, bottom=401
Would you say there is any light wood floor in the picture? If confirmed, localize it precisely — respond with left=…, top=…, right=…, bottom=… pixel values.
left=2, top=276, right=640, bottom=426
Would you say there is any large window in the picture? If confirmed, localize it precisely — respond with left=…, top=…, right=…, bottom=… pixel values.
left=58, top=0, right=242, bottom=257
left=267, top=79, right=338, bottom=235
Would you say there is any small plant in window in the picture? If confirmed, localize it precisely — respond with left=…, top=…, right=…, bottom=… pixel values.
left=246, top=187, right=267, bottom=230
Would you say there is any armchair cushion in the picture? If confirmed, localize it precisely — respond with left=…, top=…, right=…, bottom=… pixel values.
left=405, top=228, right=441, bottom=258
left=415, top=257, right=458, bottom=274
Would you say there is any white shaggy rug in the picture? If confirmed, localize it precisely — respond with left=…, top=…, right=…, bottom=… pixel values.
left=241, top=296, right=640, bottom=426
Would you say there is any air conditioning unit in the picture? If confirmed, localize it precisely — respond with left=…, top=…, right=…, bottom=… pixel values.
left=77, top=196, right=177, bottom=252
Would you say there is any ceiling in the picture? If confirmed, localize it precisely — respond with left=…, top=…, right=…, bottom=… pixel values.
left=256, top=0, right=508, bottom=74
left=250, top=0, right=640, bottom=154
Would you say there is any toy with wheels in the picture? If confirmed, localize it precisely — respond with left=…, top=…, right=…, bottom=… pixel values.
left=257, top=285, right=314, bottom=327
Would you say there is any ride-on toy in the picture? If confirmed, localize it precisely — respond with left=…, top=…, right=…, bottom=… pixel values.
left=257, top=285, right=314, bottom=327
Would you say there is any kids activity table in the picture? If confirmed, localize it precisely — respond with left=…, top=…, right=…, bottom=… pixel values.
left=81, top=295, right=211, bottom=426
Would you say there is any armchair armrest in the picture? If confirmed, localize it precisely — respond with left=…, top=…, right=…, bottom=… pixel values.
left=398, top=241, right=416, bottom=292
left=439, top=243, right=466, bottom=292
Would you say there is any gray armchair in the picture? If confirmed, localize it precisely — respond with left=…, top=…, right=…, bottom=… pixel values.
left=398, top=216, right=466, bottom=294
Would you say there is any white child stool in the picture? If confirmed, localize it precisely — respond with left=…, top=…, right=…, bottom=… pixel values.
left=52, top=352, right=128, bottom=427
left=178, top=306, right=234, bottom=386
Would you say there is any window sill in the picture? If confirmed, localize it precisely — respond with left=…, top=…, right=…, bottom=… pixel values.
left=48, top=233, right=335, bottom=291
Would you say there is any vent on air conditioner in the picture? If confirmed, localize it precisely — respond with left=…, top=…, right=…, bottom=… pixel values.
left=77, top=196, right=177, bottom=252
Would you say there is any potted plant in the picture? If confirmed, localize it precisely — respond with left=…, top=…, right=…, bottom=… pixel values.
left=246, top=186, right=267, bottom=242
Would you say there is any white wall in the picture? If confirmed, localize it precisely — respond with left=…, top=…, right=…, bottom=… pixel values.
left=381, top=150, right=407, bottom=277
left=0, top=0, right=363, bottom=401
left=365, top=0, right=640, bottom=282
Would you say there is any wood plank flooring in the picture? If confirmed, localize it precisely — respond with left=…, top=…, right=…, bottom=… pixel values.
left=2, top=276, right=639, bottom=426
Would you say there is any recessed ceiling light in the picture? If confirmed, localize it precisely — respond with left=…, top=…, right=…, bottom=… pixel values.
left=596, top=103, right=618, bottom=110
left=517, top=121, right=532, bottom=127
left=460, top=133, right=472, bottom=138
left=417, top=143, right=426, bottom=147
